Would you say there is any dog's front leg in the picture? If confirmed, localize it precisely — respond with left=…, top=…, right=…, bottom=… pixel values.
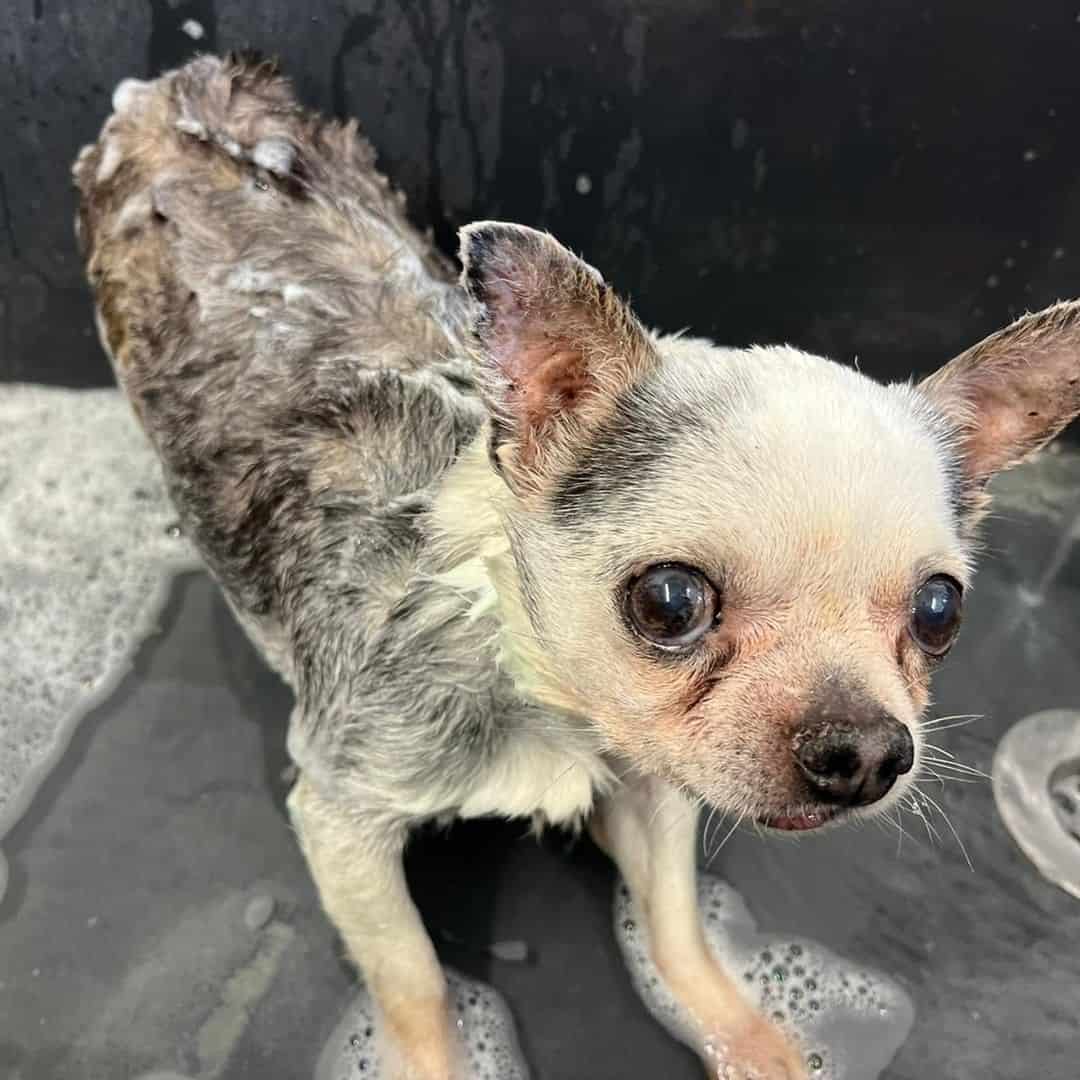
left=591, top=775, right=806, bottom=1080
left=289, top=776, right=465, bottom=1080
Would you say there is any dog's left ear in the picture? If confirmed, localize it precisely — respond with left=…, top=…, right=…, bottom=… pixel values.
left=459, top=221, right=657, bottom=492
left=919, top=300, right=1080, bottom=509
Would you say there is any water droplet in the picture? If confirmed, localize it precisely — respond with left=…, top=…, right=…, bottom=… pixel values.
left=805, top=978, right=817, bottom=991
left=789, top=944, right=803, bottom=957
left=623, top=919, right=636, bottom=932
left=574, top=173, right=592, bottom=195
left=772, top=966, right=785, bottom=983
left=809, top=999, right=821, bottom=1011
left=164, top=522, right=182, bottom=539
left=807, top=1052, right=824, bottom=1071
left=349, top=1035, right=361, bottom=1049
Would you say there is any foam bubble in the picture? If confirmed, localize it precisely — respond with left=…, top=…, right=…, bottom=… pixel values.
left=0, top=386, right=199, bottom=887
left=315, top=970, right=529, bottom=1080
left=615, top=874, right=914, bottom=1079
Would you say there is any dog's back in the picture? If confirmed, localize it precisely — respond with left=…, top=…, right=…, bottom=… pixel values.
left=73, top=53, right=483, bottom=644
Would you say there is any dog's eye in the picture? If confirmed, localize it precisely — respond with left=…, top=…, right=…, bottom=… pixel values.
left=625, top=564, right=718, bottom=649
left=909, top=574, right=963, bottom=657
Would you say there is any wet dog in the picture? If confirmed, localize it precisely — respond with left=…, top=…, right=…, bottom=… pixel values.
left=74, top=53, right=1080, bottom=1079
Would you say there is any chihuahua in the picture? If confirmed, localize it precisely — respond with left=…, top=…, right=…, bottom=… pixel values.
left=73, top=54, right=1080, bottom=1080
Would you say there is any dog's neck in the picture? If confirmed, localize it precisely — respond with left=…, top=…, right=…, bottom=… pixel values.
left=427, top=431, right=588, bottom=718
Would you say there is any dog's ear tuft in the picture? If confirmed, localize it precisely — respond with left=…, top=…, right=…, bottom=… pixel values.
left=459, top=221, right=656, bottom=490
left=920, top=301, right=1080, bottom=507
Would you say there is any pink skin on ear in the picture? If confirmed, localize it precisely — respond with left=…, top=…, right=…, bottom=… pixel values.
left=458, top=221, right=656, bottom=481
left=920, top=300, right=1080, bottom=485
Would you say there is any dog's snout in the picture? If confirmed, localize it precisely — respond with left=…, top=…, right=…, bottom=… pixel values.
left=793, top=711, right=914, bottom=807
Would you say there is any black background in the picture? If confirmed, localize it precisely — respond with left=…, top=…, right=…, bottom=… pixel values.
left=2, top=0, right=1079, bottom=404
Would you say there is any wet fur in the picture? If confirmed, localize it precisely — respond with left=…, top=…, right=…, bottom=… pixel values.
left=74, top=53, right=1080, bottom=1080
left=74, top=55, right=611, bottom=831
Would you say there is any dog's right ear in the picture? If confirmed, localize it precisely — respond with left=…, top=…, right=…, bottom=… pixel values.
left=459, top=222, right=657, bottom=493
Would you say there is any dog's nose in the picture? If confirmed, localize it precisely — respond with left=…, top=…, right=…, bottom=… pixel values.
left=793, top=714, right=914, bottom=807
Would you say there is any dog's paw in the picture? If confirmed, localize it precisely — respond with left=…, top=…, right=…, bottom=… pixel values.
left=315, top=970, right=529, bottom=1080
left=702, top=1011, right=808, bottom=1080
left=379, top=999, right=468, bottom=1080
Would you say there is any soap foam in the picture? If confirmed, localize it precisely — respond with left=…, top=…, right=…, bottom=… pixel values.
left=0, top=386, right=199, bottom=885
left=615, top=874, right=914, bottom=1079
left=315, top=970, right=529, bottom=1080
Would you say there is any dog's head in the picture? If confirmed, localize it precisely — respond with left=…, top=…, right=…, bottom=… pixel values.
left=456, top=221, right=1080, bottom=831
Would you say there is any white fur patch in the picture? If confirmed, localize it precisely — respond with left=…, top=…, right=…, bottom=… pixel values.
left=226, top=265, right=277, bottom=294
left=174, top=117, right=208, bottom=141
left=252, top=138, right=295, bottom=177
left=95, top=141, right=123, bottom=184
left=458, top=732, right=613, bottom=826
left=112, top=190, right=154, bottom=234
left=112, top=78, right=150, bottom=114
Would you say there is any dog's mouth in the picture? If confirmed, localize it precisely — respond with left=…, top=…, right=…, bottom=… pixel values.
left=761, top=806, right=843, bottom=831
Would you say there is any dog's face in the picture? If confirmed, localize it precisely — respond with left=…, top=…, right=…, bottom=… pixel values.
left=459, top=222, right=1080, bottom=831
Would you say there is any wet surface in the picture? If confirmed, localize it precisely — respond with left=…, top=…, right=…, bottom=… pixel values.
left=1, top=437, right=1079, bottom=1079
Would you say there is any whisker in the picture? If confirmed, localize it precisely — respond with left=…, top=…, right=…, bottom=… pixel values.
left=701, top=805, right=718, bottom=858
left=921, top=757, right=991, bottom=781
left=530, top=760, right=580, bottom=806
left=705, top=811, right=746, bottom=870
left=916, top=786, right=974, bottom=872
left=889, top=808, right=914, bottom=857
left=922, top=765, right=978, bottom=786
left=657, top=800, right=696, bottom=841
left=921, top=766, right=948, bottom=788
left=922, top=742, right=960, bottom=760
left=920, top=717, right=982, bottom=734
left=647, top=786, right=682, bottom=831
left=920, top=713, right=983, bottom=729
left=907, top=794, right=941, bottom=845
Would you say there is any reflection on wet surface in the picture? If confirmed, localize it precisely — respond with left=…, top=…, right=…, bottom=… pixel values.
left=1, top=388, right=1079, bottom=1079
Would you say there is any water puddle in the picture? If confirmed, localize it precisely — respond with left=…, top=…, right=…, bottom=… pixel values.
left=0, top=385, right=198, bottom=900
